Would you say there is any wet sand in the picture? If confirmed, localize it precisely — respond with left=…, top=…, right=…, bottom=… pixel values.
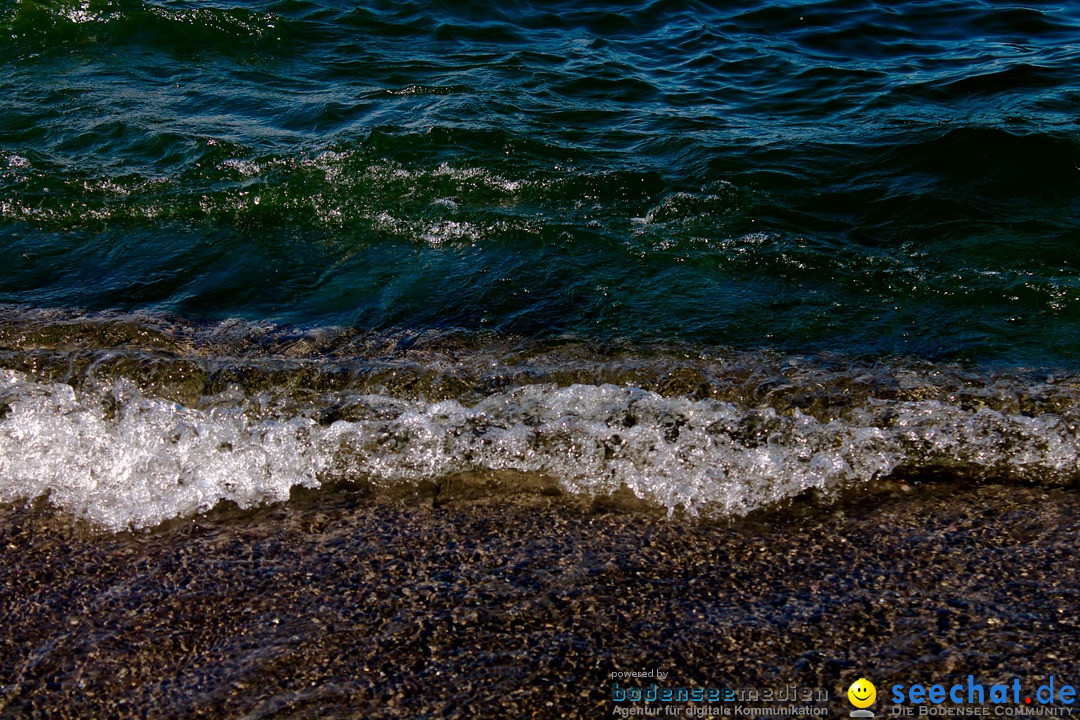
left=0, top=480, right=1076, bottom=718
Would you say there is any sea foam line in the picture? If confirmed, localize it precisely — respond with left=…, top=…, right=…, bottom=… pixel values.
left=1, top=369, right=1077, bottom=530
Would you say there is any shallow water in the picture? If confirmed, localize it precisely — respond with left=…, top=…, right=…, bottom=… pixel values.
left=1, top=309, right=1078, bottom=529
left=2, top=0, right=1080, bottom=527
left=1, top=484, right=1076, bottom=717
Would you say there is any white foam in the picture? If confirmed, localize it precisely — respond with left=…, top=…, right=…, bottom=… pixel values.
left=1, top=369, right=1077, bottom=530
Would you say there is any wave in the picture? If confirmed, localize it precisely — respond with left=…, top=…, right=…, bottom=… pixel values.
left=1, top=309, right=1077, bottom=531
left=4, top=123, right=1077, bottom=238
left=2, top=0, right=302, bottom=52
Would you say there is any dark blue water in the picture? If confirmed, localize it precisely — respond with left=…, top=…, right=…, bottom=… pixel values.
left=3, top=0, right=1080, bottom=528
left=3, top=0, right=1079, bottom=366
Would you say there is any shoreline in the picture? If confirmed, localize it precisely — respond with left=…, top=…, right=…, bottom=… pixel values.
left=1, top=480, right=1075, bottom=718
left=3, top=307, right=1080, bottom=531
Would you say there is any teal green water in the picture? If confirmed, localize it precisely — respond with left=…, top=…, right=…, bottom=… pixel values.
left=3, top=0, right=1080, bottom=366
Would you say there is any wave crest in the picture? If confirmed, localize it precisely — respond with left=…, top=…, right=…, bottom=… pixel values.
left=2, top=316, right=1078, bottom=530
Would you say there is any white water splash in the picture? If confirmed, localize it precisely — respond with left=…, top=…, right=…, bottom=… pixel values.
left=1, top=369, right=1077, bottom=530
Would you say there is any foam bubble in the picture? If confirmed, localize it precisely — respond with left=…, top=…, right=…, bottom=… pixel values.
left=1, top=365, right=1077, bottom=531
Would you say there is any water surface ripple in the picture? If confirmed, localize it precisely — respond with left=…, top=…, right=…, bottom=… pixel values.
left=3, top=0, right=1080, bottom=365
left=3, top=0, right=1080, bottom=524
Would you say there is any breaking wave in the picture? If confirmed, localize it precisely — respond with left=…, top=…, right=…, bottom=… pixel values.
left=1, top=310, right=1077, bottom=531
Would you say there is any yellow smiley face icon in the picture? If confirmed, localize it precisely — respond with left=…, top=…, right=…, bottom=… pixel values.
left=848, top=678, right=876, bottom=708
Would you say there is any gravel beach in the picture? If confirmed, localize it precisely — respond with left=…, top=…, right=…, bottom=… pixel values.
left=1, top=479, right=1075, bottom=718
